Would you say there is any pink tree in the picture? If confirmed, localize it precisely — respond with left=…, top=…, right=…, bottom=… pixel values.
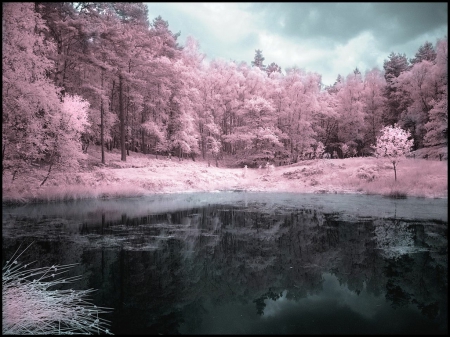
left=423, top=38, right=448, bottom=148
left=2, top=3, right=89, bottom=184
left=361, top=68, right=386, bottom=152
left=374, top=125, right=414, bottom=181
left=394, top=60, right=435, bottom=149
left=278, top=68, right=321, bottom=161
left=336, top=71, right=366, bottom=155
left=314, top=89, right=340, bottom=152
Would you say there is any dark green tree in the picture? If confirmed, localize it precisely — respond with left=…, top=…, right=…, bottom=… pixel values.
left=150, top=15, right=183, bottom=60
left=410, top=41, right=437, bottom=65
left=266, top=62, right=281, bottom=76
left=382, top=52, right=410, bottom=126
left=251, top=49, right=266, bottom=71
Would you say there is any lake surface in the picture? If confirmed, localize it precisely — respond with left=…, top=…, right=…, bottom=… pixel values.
left=2, top=192, right=448, bottom=334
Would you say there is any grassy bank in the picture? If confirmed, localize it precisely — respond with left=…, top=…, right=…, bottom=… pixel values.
left=2, top=145, right=447, bottom=204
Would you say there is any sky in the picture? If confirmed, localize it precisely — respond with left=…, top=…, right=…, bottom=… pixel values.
left=145, top=2, right=448, bottom=86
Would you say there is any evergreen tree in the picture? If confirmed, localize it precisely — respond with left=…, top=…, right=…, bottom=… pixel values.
left=410, top=41, right=437, bottom=65
left=382, top=52, right=410, bottom=126
left=266, top=62, right=282, bottom=76
left=150, top=15, right=183, bottom=60
left=251, top=49, right=266, bottom=71
left=325, top=74, right=342, bottom=94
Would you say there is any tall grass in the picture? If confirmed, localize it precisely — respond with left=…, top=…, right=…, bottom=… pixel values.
left=2, top=242, right=113, bottom=335
left=3, top=183, right=148, bottom=204
left=339, top=158, right=447, bottom=198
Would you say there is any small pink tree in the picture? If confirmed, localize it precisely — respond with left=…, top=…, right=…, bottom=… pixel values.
left=374, top=125, right=414, bottom=181
left=315, top=141, right=325, bottom=159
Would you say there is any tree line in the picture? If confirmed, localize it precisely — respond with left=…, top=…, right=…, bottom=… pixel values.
left=2, top=3, right=448, bottom=179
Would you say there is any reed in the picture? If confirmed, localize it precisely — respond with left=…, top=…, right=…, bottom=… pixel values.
left=2, top=242, right=113, bottom=335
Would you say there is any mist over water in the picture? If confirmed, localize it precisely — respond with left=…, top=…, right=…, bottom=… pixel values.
left=2, top=192, right=448, bottom=334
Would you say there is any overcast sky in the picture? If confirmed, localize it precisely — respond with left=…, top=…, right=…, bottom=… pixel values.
left=145, top=2, right=448, bottom=86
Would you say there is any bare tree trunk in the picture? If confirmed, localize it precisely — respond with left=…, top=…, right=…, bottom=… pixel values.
left=393, top=162, right=397, bottom=181
left=12, top=170, right=18, bottom=182
left=110, top=80, right=115, bottom=113
left=40, top=161, right=53, bottom=187
left=119, top=73, right=126, bottom=161
left=126, top=81, right=130, bottom=157
left=100, top=68, right=105, bottom=164
left=201, top=136, right=206, bottom=159
left=2, top=144, right=6, bottom=175
left=141, top=107, right=146, bottom=154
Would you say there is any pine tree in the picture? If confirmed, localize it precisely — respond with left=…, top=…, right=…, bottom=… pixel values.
left=266, top=62, right=282, bottom=76
left=410, top=41, right=437, bottom=65
left=382, top=52, right=410, bottom=126
left=251, top=49, right=266, bottom=71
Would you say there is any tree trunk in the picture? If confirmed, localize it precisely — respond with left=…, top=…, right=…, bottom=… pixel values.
left=12, top=170, right=18, bottom=182
left=119, top=73, right=126, bottom=161
left=126, top=81, right=130, bottom=157
left=201, top=136, right=206, bottom=159
left=40, top=161, right=53, bottom=187
left=100, top=68, right=105, bottom=164
left=393, top=162, right=397, bottom=181
left=141, top=107, right=146, bottom=154
left=110, top=80, right=115, bottom=113
left=55, top=35, right=66, bottom=101
left=2, top=144, right=6, bottom=174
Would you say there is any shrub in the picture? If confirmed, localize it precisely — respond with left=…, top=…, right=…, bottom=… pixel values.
left=2, top=242, right=113, bottom=335
left=384, top=189, right=408, bottom=199
left=356, top=165, right=378, bottom=182
left=282, top=166, right=323, bottom=179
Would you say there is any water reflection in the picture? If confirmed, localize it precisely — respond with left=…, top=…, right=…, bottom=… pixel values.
left=2, top=192, right=448, bottom=334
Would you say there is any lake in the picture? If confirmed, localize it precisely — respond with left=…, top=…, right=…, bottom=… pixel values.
left=2, top=192, right=448, bottom=334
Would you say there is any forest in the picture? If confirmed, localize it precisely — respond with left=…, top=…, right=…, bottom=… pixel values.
left=2, top=2, right=448, bottom=179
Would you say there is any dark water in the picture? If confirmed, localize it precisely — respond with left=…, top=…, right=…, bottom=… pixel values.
left=2, top=192, right=448, bottom=334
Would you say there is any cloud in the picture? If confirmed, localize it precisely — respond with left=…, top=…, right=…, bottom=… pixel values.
left=146, top=3, right=261, bottom=61
left=248, top=3, right=447, bottom=46
left=146, top=3, right=447, bottom=87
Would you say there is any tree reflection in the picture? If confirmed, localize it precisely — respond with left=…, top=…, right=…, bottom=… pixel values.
left=2, top=201, right=447, bottom=334
left=253, top=289, right=283, bottom=315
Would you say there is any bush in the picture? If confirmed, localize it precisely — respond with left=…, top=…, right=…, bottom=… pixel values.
left=356, top=165, right=378, bottom=182
left=282, top=166, right=323, bottom=179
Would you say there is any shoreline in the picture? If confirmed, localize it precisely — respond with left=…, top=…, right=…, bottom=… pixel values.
left=3, top=173, right=447, bottom=207
left=2, top=147, right=447, bottom=205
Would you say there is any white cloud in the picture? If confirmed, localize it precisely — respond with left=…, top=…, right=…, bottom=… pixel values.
left=329, top=31, right=383, bottom=83
left=146, top=3, right=262, bottom=63
left=146, top=3, right=447, bottom=87
left=259, top=32, right=328, bottom=72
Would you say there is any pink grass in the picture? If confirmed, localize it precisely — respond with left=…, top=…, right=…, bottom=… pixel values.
left=2, top=146, right=447, bottom=204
